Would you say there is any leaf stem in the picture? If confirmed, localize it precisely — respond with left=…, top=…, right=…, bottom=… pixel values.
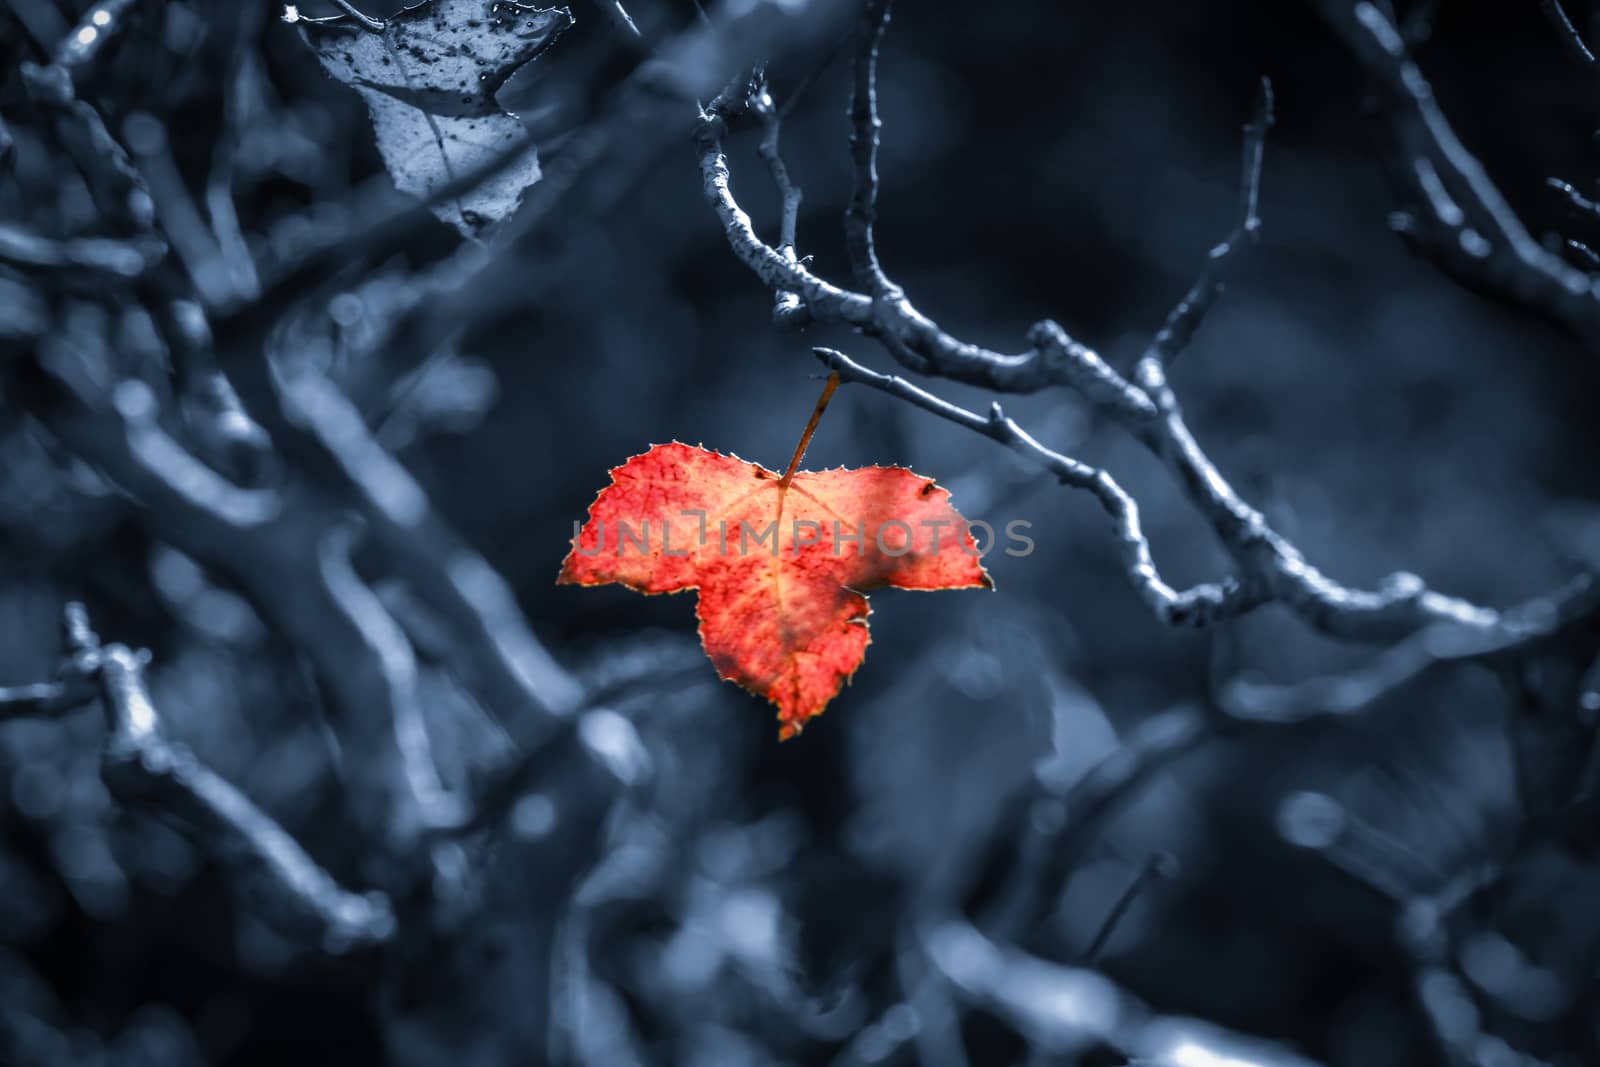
left=779, top=371, right=839, bottom=489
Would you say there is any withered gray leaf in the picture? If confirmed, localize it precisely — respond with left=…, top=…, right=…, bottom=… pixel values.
left=300, top=0, right=572, bottom=237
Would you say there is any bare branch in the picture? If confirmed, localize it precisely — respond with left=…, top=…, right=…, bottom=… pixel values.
left=698, top=83, right=1095, bottom=393
left=704, top=49, right=1513, bottom=646
left=814, top=346, right=1259, bottom=628
left=817, top=326, right=1501, bottom=642
left=1129, top=356, right=1498, bottom=641
left=704, top=43, right=1523, bottom=652
left=751, top=70, right=809, bottom=326
left=1314, top=1, right=1600, bottom=341
left=698, top=88, right=874, bottom=321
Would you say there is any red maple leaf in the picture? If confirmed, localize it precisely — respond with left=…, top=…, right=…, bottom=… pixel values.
left=557, top=380, right=992, bottom=738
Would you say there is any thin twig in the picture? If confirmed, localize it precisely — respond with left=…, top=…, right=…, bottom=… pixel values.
left=845, top=0, right=894, bottom=298
left=1147, top=76, right=1273, bottom=369
left=814, top=347, right=1257, bottom=626
left=590, top=0, right=642, bottom=38
left=1083, top=853, right=1176, bottom=965
left=699, top=82, right=1080, bottom=392
left=1539, top=0, right=1596, bottom=64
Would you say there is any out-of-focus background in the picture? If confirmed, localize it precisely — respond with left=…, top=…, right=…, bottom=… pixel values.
left=2, top=0, right=1599, bottom=1064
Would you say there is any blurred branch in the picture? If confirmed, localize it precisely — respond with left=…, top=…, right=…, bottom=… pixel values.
left=221, top=0, right=853, bottom=363
left=122, top=112, right=239, bottom=309
left=1548, top=176, right=1600, bottom=219
left=15, top=13, right=272, bottom=485
left=8, top=0, right=594, bottom=847
left=1397, top=896, right=1559, bottom=1067
left=209, top=124, right=544, bottom=356
left=251, top=361, right=587, bottom=734
left=174, top=349, right=587, bottom=845
left=52, top=0, right=138, bottom=75
left=1223, top=574, right=1600, bottom=721
left=921, top=917, right=1322, bottom=1066
left=985, top=708, right=1214, bottom=937
left=21, top=365, right=464, bottom=846
left=0, top=679, right=93, bottom=720
left=442, top=636, right=709, bottom=838
left=18, top=60, right=154, bottom=230
left=846, top=708, right=1218, bottom=1067
left=0, top=223, right=160, bottom=279
left=1, top=602, right=396, bottom=950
